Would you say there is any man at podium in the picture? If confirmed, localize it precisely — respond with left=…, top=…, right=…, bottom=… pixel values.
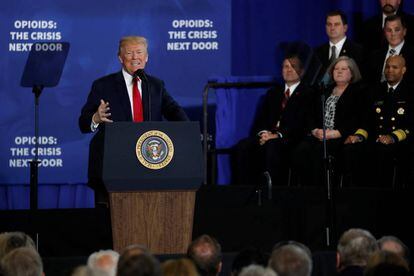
left=79, top=35, right=188, bottom=207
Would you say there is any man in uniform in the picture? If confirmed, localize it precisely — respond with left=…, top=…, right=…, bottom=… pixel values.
left=346, top=55, right=413, bottom=187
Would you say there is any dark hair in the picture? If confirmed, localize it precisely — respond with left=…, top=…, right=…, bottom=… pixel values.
left=116, top=253, right=161, bottom=276
left=377, top=236, right=410, bottom=265
left=187, top=235, right=222, bottom=276
left=327, top=10, right=348, bottom=25
left=367, top=263, right=409, bottom=276
left=384, top=15, right=406, bottom=28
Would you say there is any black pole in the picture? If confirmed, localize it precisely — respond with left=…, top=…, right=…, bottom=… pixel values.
left=321, top=88, right=336, bottom=249
left=29, top=85, right=43, bottom=211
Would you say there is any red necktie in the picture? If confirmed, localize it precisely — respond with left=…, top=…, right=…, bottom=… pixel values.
left=281, top=88, right=290, bottom=110
left=132, top=77, right=143, bottom=122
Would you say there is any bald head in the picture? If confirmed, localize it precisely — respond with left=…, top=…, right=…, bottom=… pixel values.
left=385, top=55, right=406, bottom=85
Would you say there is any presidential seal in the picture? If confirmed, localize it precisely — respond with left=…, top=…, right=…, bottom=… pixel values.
left=136, top=130, right=174, bottom=170
left=397, top=107, right=405, bottom=115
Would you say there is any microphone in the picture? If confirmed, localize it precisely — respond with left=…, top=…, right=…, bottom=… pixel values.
left=134, top=69, right=147, bottom=82
left=133, top=69, right=151, bottom=121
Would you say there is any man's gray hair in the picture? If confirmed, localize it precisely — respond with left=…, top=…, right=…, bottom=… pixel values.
left=239, top=264, right=278, bottom=276
left=268, top=242, right=312, bottom=276
left=337, top=228, right=379, bottom=268
left=87, top=249, right=120, bottom=276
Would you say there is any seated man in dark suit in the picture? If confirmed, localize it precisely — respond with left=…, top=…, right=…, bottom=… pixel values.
left=78, top=36, right=188, bottom=206
left=315, top=10, right=363, bottom=83
left=365, top=15, right=414, bottom=84
left=345, top=55, right=413, bottom=187
left=357, top=0, right=414, bottom=52
left=233, top=54, right=313, bottom=186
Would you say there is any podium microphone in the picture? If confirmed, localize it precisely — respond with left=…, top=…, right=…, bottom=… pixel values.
left=134, top=69, right=147, bottom=82
left=134, top=69, right=151, bottom=121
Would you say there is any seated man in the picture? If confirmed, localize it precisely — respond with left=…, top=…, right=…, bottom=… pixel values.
left=345, top=55, right=413, bottom=187
left=233, top=54, right=313, bottom=186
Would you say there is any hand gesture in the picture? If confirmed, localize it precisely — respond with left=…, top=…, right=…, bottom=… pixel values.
left=92, top=99, right=113, bottom=124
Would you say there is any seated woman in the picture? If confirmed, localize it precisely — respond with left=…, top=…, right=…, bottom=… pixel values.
left=291, top=56, right=367, bottom=186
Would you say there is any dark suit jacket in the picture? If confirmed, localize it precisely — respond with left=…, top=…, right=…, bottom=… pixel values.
left=314, top=38, right=364, bottom=83
left=78, top=71, right=188, bottom=186
left=315, top=38, right=364, bottom=72
left=79, top=71, right=188, bottom=133
left=358, top=10, right=414, bottom=53
left=364, top=80, right=414, bottom=143
left=365, top=42, right=414, bottom=84
left=306, top=81, right=368, bottom=138
left=254, top=82, right=313, bottom=144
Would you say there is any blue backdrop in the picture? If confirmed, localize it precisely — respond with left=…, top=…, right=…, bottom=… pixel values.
left=0, top=0, right=230, bottom=208
left=1, top=0, right=413, bottom=207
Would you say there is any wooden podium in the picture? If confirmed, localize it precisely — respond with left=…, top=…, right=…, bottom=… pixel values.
left=101, top=122, right=203, bottom=254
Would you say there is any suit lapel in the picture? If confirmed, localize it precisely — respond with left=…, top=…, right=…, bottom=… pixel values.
left=141, top=79, right=151, bottom=121
left=115, top=71, right=133, bottom=121
left=340, top=39, right=349, bottom=56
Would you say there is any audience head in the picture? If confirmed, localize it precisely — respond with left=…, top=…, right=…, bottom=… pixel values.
left=118, top=36, right=149, bottom=75
left=377, top=235, right=410, bottom=264
left=325, top=10, right=348, bottom=43
left=118, top=244, right=149, bottom=260
left=282, top=55, right=304, bottom=85
left=365, top=250, right=409, bottom=276
left=162, top=258, right=199, bottom=276
left=380, top=0, right=401, bottom=16
left=71, top=265, right=94, bottom=276
left=328, top=56, right=362, bottom=85
left=268, top=241, right=312, bottom=276
left=337, top=228, right=379, bottom=271
left=0, top=231, right=36, bottom=260
left=231, top=248, right=267, bottom=276
left=384, top=15, right=406, bottom=47
left=239, top=264, right=278, bottom=276
left=0, top=247, right=43, bottom=276
left=87, top=249, right=120, bottom=276
left=116, top=252, right=161, bottom=276
left=384, top=55, right=406, bottom=85
left=187, top=234, right=222, bottom=276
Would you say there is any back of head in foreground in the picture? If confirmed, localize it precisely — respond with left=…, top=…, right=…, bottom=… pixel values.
left=162, top=258, right=199, bottom=276
left=268, top=241, right=312, bottom=276
left=337, top=228, right=379, bottom=271
left=87, top=249, right=120, bottom=276
left=187, top=234, right=222, bottom=276
left=0, top=247, right=43, bottom=276
left=364, top=250, right=409, bottom=276
left=0, top=231, right=36, bottom=260
left=116, top=251, right=161, bottom=276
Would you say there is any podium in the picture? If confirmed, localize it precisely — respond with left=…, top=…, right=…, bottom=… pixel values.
left=101, top=122, right=203, bottom=254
